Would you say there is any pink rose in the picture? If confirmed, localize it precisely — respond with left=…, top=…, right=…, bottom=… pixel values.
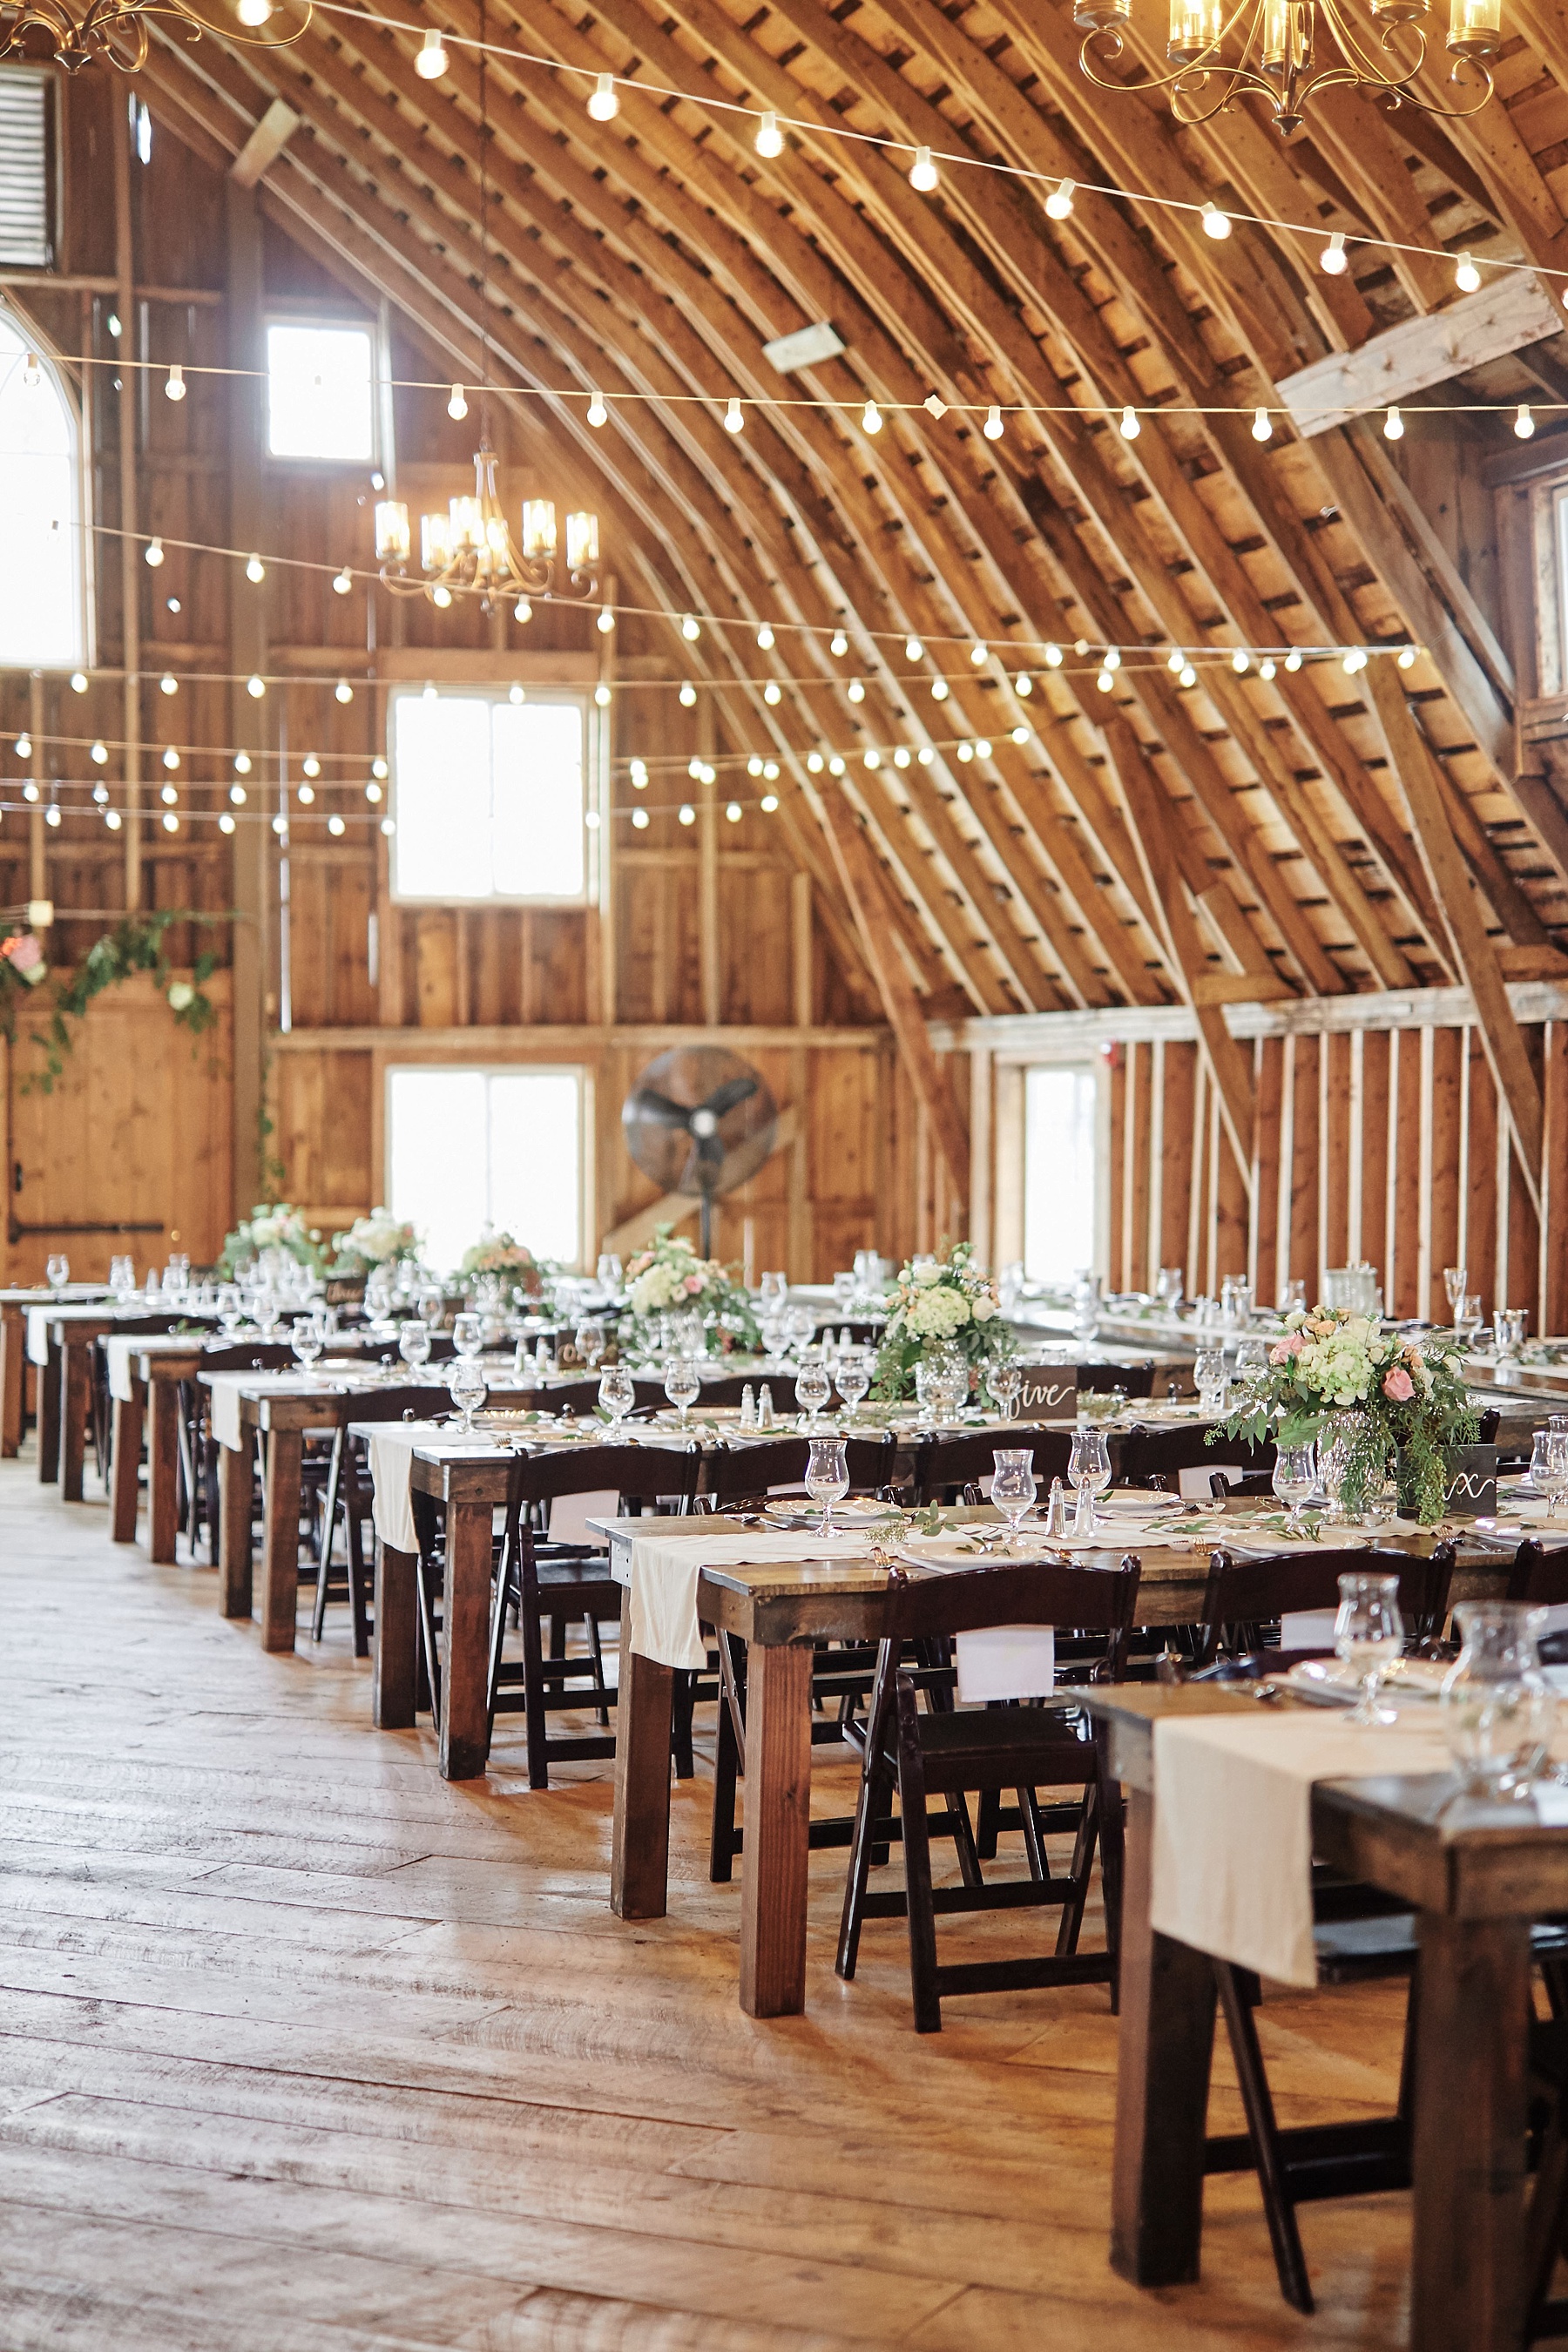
left=5, top=933, right=42, bottom=972
left=1382, top=1366, right=1414, bottom=1402
left=683, top=1274, right=704, bottom=1294
left=1270, top=1332, right=1304, bottom=1362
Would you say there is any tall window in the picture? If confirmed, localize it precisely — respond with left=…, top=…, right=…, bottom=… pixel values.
left=266, top=320, right=375, bottom=463
left=0, top=308, right=84, bottom=670
left=386, top=1065, right=585, bottom=1273
left=389, top=687, right=588, bottom=903
left=0, top=71, right=51, bottom=267
left=1023, top=1066, right=1100, bottom=1285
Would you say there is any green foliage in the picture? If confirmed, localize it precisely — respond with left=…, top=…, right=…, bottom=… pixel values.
left=4, top=910, right=228, bottom=1094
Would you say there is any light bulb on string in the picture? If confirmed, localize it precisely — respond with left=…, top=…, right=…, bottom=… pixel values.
left=678, top=803, right=695, bottom=827
left=909, top=146, right=939, bottom=193
left=1044, top=643, right=1063, bottom=667
left=91, top=740, right=107, bottom=763
left=1096, top=668, right=1112, bottom=693
left=1259, top=658, right=1276, bottom=679
left=586, top=389, right=608, bottom=428
left=1232, top=650, right=1250, bottom=673
left=1044, top=178, right=1075, bottom=220
left=365, top=781, right=382, bottom=803
left=247, top=674, right=265, bottom=698
left=904, top=636, right=923, bottom=660
left=830, top=629, right=848, bottom=656
left=162, top=747, right=179, bottom=771
left=333, top=568, right=353, bottom=595
left=328, top=814, right=346, bottom=837
left=1252, top=407, right=1273, bottom=441
left=1119, top=405, right=1139, bottom=439
left=1284, top=649, right=1302, bottom=672
left=70, top=671, right=87, bottom=693
left=862, top=399, right=882, bottom=434
left=164, top=362, right=186, bottom=402
left=1179, top=663, right=1198, bottom=687
left=1200, top=202, right=1232, bottom=240
left=983, top=404, right=1004, bottom=440
left=1398, top=645, right=1418, bottom=670
left=594, top=683, right=612, bottom=707
left=297, top=783, right=314, bottom=806
left=15, top=734, right=31, bottom=760
left=679, top=683, right=697, bottom=707
left=847, top=679, right=865, bottom=702
left=105, top=808, right=122, bottom=831
left=415, top=27, right=448, bottom=77
left=372, top=758, right=388, bottom=780
left=145, top=537, right=165, bottom=567
left=1167, top=648, right=1185, bottom=674
left=303, top=754, right=321, bottom=779
left=246, top=552, right=265, bottom=583
left=763, top=681, right=781, bottom=705
left=970, top=643, right=989, bottom=666
left=1011, top=724, right=1029, bottom=743
left=92, top=782, right=107, bottom=805
left=724, top=395, right=744, bottom=434
left=380, top=817, right=395, bottom=837
left=514, top=598, right=531, bottom=622
left=447, top=384, right=468, bottom=420
left=45, top=804, right=61, bottom=828
left=916, top=747, right=934, bottom=765
left=230, top=783, right=247, bottom=805
left=1516, top=403, right=1536, bottom=439
left=218, top=812, right=235, bottom=835
left=1383, top=406, right=1403, bottom=440
left=756, top=624, right=774, bottom=650
left=755, top=110, right=784, bottom=158
left=160, top=672, right=178, bottom=696
left=931, top=678, right=949, bottom=701
left=976, top=738, right=991, bottom=758
left=586, top=71, right=619, bottom=120
left=1104, top=648, right=1120, bottom=671
left=160, top=781, right=179, bottom=805
left=1455, top=251, right=1482, bottom=293
left=432, top=585, right=452, bottom=608
left=597, top=606, right=615, bottom=633
left=510, top=683, right=525, bottom=705
left=957, top=740, right=974, bottom=760
left=807, top=751, right=824, bottom=774
left=1321, top=232, right=1348, bottom=275
left=23, top=781, right=37, bottom=801
left=335, top=679, right=354, bottom=704
left=760, top=793, right=779, bottom=812
left=631, top=806, right=650, bottom=829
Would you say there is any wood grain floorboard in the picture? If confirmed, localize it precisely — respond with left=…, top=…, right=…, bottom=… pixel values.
left=0, top=1460, right=1423, bottom=2346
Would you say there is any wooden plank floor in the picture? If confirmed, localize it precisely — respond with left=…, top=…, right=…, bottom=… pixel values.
left=0, top=1456, right=1423, bottom=2350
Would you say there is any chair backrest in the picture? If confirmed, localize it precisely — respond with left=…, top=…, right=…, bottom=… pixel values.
left=509, top=1440, right=701, bottom=1511
left=340, top=1385, right=456, bottom=1426
left=911, top=1427, right=1071, bottom=1504
left=1120, top=1421, right=1275, bottom=1486
left=186, top=1341, right=300, bottom=1375
left=1079, top=1360, right=1155, bottom=1399
left=1508, top=1538, right=1568, bottom=1605
left=883, top=1555, right=1143, bottom=1644
left=700, top=1432, right=896, bottom=1506
left=1196, top=1542, right=1456, bottom=1665
left=1210, top=1468, right=1274, bottom=1501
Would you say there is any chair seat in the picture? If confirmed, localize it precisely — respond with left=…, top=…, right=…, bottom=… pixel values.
left=909, top=1700, right=1094, bottom=1792
left=535, top=1555, right=620, bottom=1601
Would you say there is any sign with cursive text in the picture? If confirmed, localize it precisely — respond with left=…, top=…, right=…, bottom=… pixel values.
left=1016, top=1372, right=1078, bottom=1423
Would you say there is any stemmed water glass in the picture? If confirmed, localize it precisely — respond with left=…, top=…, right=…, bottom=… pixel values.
left=1234, top=1336, right=1269, bottom=1396
left=835, top=1345, right=871, bottom=1422
left=1455, top=1293, right=1484, bottom=1351
left=795, top=1354, right=831, bottom=1428
left=108, top=1254, right=136, bottom=1304
left=451, top=1312, right=483, bottom=1361
left=290, top=1314, right=324, bottom=1374
left=598, top=1364, right=635, bottom=1429
left=1443, top=1266, right=1469, bottom=1328
left=399, top=1320, right=432, bottom=1379
left=44, top=1253, right=69, bottom=1294
left=1194, top=1348, right=1227, bottom=1416
left=575, top=1317, right=606, bottom=1372
left=806, top=1436, right=850, bottom=1535
left=664, top=1355, right=701, bottom=1428
left=1531, top=1426, right=1568, bottom=1523
left=760, top=1271, right=787, bottom=1313
left=1067, top=1426, right=1111, bottom=1532
left=1335, top=1571, right=1404, bottom=1725
left=991, top=1448, right=1037, bottom=1549
left=988, top=1362, right=1023, bottom=1423
left=1272, top=1441, right=1317, bottom=1534
left=447, top=1356, right=487, bottom=1435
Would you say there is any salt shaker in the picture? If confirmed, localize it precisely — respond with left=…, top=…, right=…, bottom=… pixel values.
left=1047, top=1477, right=1068, bottom=1539
left=740, top=1382, right=755, bottom=1429
left=758, top=1382, right=775, bottom=1429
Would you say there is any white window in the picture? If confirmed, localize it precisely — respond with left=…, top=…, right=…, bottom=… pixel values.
left=386, top=1065, right=585, bottom=1274
left=389, top=687, right=588, bottom=903
left=266, top=320, right=375, bottom=463
left=0, top=308, right=84, bottom=670
left=0, top=71, right=51, bottom=267
left=1023, top=1065, right=1100, bottom=1286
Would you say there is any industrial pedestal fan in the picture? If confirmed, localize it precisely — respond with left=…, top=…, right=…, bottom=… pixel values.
left=620, top=1045, right=779, bottom=1257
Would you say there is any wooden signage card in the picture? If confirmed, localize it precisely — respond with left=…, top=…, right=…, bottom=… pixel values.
left=1438, top=1444, right=1497, bottom=1517
left=1017, top=1371, right=1078, bottom=1423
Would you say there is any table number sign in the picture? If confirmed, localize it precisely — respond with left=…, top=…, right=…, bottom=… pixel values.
left=1436, top=1443, right=1497, bottom=1517
left=1017, top=1372, right=1078, bottom=1421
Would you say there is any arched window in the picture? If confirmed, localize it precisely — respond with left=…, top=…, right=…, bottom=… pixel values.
left=0, top=306, right=85, bottom=670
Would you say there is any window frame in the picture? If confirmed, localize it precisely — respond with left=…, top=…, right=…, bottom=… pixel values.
left=263, top=308, right=384, bottom=471
left=382, top=1058, right=594, bottom=1274
left=386, top=680, right=598, bottom=909
left=0, top=294, right=90, bottom=672
left=0, top=65, right=57, bottom=271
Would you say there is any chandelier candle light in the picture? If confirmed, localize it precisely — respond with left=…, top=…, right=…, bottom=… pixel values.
left=375, top=457, right=601, bottom=612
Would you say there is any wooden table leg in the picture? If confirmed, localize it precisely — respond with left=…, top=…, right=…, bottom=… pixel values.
left=110, top=1389, right=144, bottom=1542
left=373, top=1539, right=418, bottom=1729
left=259, top=1427, right=304, bottom=1654
left=36, top=1342, right=59, bottom=1484
left=738, top=1640, right=814, bottom=2019
left=1, top=1308, right=24, bottom=1457
left=612, top=1646, right=674, bottom=1919
left=147, top=1377, right=181, bottom=1564
left=219, top=1438, right=253, bottom=1619
left=1109, top=1785, right=1219, bottom=2288
left=59, top=1342, right=87, bottom=1501
left=1410, top=1912, right=1530, bottom=2352
left=439, top=1498, right=494, bottom=1781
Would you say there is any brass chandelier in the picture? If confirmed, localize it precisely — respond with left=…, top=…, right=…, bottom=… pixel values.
left=0, top=0, right=307, bottom=74
left=375, top=446, right=600, bottom=613
left=1072, top=0, right=1503, bottom=132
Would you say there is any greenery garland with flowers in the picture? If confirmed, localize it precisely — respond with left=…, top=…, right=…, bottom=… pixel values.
left=1214, top=1304, right=1477, bottom=1524
left=617, top=1227, right=760, bottom=1356
left=0, top=910, right=224, bottom=1094
left=871, top=1240, right=1015, bottom=1402
left=330, top=1208, right=422, bottom=1275
left=218, top=1204, right=326, bottom=1278
left=459, top=1227, right=546, bottom=1300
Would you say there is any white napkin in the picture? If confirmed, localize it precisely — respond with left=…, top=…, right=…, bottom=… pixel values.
left=1151, top=1712, right=1451, bottom=1986
left=626, top=1530, right=867, bottom=1671
left=368, top=1424, right=434, bottom=1552
left=207, top=1376, right=246, bottom=1452
left=25, top=1308, right=50, bottom=1368
left=955, top=1625, right=1054, bottom=1702
left=105, top=1335, right=140, bottom=1404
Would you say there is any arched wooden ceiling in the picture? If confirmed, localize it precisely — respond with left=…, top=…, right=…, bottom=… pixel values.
left=135, top=0, right=1568, bottom=1188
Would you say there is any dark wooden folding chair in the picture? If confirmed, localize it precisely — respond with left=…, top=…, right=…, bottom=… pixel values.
left=1119, top=1419, right=1277, bottom=1492
left=1079, top=1359, right=1155, bottom=1397
left=1511, top=1538, right=1568, bottom=1605
left=910, top=1427, right=1073, bottom=1506
left=834, top=1554, right=1142, bottom=2031
left=306, top=1384, right=445, bottom=1652
left=1194, top=1541, right=1456, bottom=1668
left=486, top=1440, right=700, bottom=1788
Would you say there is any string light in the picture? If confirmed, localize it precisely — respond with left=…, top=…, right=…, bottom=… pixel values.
left=1397, top=645, right=1419, bottom=670
left=1044, top=179, right=1075, bottom=220
left=105, top=808, right=121, bottom=831
left=755, top=110, right=784, bottom=158
left=15, top=733, right=30, bottom=760
left=1096, top=667, right=1113, bottom=692
left=247, top=674, right=266, bottom=698
left=679, top=682, right=697, bottom=706
left=1232, top=649, right=1250, bottom=672
left=1119, top=405, right=1139, bottom=439
left=678, top=803, right=695, bottom=825
left=682, top=614, right=701, bottom=641
left=1321, top=233, right=1348, bottom=275
left=1260, top=659, right=1276, bottom=679
left=159, top=672, right=178, bottom=696
left=164, top=363, right=186, bottom=402
left=586, top=389, right=608, bottom=428
left=586, top=71, right=619, bottom=121
left=219, top=812, right=235, bottom=835
left=1044, top=644, right=1063, bottom=667
left=862, top=400, right=882, bottom=434
left=91, top=740, right=106, bottom=763
left=514, top=598, right=531, bottom=623
left=760, top=793, right=779, bottom=812
left=1516, top=402, right=1536, bottom=440
left=162, top=747, right=179, bottom=771
left=597, top=606, right=615, bottom=633
left=303, top=754, right=321, bottom=778
left=70, top=670, right=87, bottom=693
left=1251, top=407, right=1273, bottom=442
left=1455, top=251, right=1482, bottom=293
left=1284, top=649, right=1302, bottom=671
left=1383, top=407, right=1404, bottom=440
left=847, top=679, right=866, bottom=702
left=631, top=805, right=650, bottom=829
left=909, top=146, right=939, bottom=193
left=246, top=553, right=265, bottom=583
left=763, top=681, right=781, bottom=704
left=931, top=678, right=949, bottom=700
left=235, top=753, right=253, bottom=775
left=756, top=624, right=775, bottom=650
left=415, top=27, right=448, bottom=77
left=1201, top=203, right=1232, bottom=240
left=970, top=642, right=989, bottom=666
left=333, top=567, right=353, bottom=594
left=145, top=537, right=165, bottom=567
left=594, top=683, right=612, bottom=707
left=328, top=814, right=347, bottom=836
left=335, top=679, right=354, bottom=703
left=724, top=395, right=744, bottom=434
left=447, top=383, right=468, bottom=421
left=830, top=630, right=848, bottom=656
left=983, top=404, right=1004, bottom=440
left=1179, top=663, right=1198, bottom=687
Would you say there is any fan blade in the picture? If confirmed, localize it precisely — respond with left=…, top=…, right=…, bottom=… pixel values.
left=624, top=1086, right=694, bottom=1132
left=694, top=1128, right=727, bottom=1173
left=700, top=1073, right=760, bottom=1122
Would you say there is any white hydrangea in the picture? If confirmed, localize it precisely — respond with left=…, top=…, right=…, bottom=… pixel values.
left=904, top=1285, right=970, bottom=1339
left=628, top=1260, right=686, bottom=1315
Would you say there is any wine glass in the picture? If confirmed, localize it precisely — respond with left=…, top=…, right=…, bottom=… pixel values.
left=1444, top=1266, right=1469, bottom=1328
left=832, top=1271, right=856, bottom=1315
left=398, top=1320, right=432, bottom=1378
left=575, top=1317, right=605, bottom=1371
left=794, top=1355, right=831, bottom=1428
left=785, top=1303, right=815, bottom=1359
left=1272, top=1441, right=1317, bottom=1534
left=451, top=1311, right=483, bottom=1360
left=806, top=1436, right=850, bottom=1534
left=108, top=1254, right=135, bottom=1304
left=216, top=1283, right=244, bottom=1340
left=598, top=1364, right=635, bottom=1428
left=760, top=1271, right=787, bottom=1311
left=44, top=1253, right=69, bottom=1294
left=991, top=1448, right=1037, bottom=1549
left=447, top=1357, right=488, bottom=1435
left=1194, top=1348, right=1227, bottom=1416
left=1068, top=1426, right=1112, bottom=1532
left=664, top=1355, right=701, bottom=1427
left=987, top=1362, right=1023, bottom=1423
left=595, top=1253, right=622, bottom=1298
left=290, top=1314, right=324, bottom=1374
left=253, top=1291, right=280, bottom=1340
left=1234, top=1336, right=1269, bottom=1396
left=1335, top=1571, right=1404, bottom=1726
left=1455, top=1293, right=1484, bottom=1351
left=835, top=1345, right=871, bottom=1421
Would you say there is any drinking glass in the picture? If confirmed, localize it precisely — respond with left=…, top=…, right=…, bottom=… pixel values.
left=806, top=1436, right=850, bottom=1535
left=216, top=1283, right=243, bottom=1339
left=914, top=1357, right=939, bottom=1426
left=1496, top=1307, right=1528, bottom=1360
left=1071, top=1275, right=1099, bottom=1345
left=398, top=1320, right=432, bottom=1376
left=451, top=1312, right=484, bottom=1360
left=1441, top=1602, right=1551, bottom=1795
left=832, top=1271, right=856, bottom=1315
left=44, top=1253, right=69, bottom=1294
left=664, top=1355, right=701, bottom=1427
left=108, top=1254, right=135, bottom=1304
left=163, top=1257, right=188, bottom=1300
left=988, top=1362, right=1023, bottom=1423
left=1335, top=1571, right=1404, bottom=1726
left=1539, top=1427, right=1568, bottom=1524
left=760, top=1271, right=787, bottom=1310
left=595, top=1253, right=623, bottom=1296
left=1068, top=1426, right=1111, bottom=1532
left=598, top=1364, right=635, bottom=1427
left=1278, top=1276, right=1307, bottom=1315
left=1444, top=1265, right=1469, bottom=1324
left=574, top=1317, right=606, bottom=1371
left=932, top=1360, right=970, bottom=1420
left=290, top=1314, right=324, bottom=1373
left=1272, top=1441, right=1317, bottom=1533
left=991, top=1448, right=1037, bottom=1547
left=835, top=1346, right=871, bottom=1420
left=794, top=1356, right=831, bottom=1428
left=1455, top=1293, right=1484, bottom=1350
left=785, top=1304, right=815, bottom=1359
left=447, top=1358, right=487, bottom=1435
left=253, top=1291, right=280, bottom=1339
left=1194, top=1348, right=1227, bottom=1416
left=419, top=1284, right=446, bottom=1330
left=1234, top=1335, right=1269, bottom=1395
left=1155, top=1266, right=1183, bottom=1314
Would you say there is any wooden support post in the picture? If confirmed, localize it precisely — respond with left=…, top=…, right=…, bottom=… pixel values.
left=612, top=1644, right=675, bottom=1919
left=372, top=1539, right=418, bottom=1729
left=818, top=787, right=970, bottom=1203
left=147, top=1375, right=181, bottom=1564
left=226, top=178, right=268, bottom=1213
left=110, top=1388, right=143, bottom=1543
left=738, top=1640, right=814, bottom=2019
left=112, top=94, right=141, bottom=909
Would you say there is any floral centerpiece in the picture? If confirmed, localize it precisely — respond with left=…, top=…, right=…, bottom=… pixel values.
left=871, top=1241, right=1015, bottom=1402
left=618, top=1227, right=760, bottom=1356
left=1215, top=1304, right=1477, bottom=1524
left=459, top=1227, right=545, bottom=1301
left=330, top=1208, right=422, bottom=1275
left=218, top=1203, right=325, bottom=1279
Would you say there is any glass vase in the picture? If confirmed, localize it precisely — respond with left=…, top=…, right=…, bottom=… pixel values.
left=1318, top=1409, right=1379, bottom=1521
left=1440, top=1603, right=1551, bottom=1796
